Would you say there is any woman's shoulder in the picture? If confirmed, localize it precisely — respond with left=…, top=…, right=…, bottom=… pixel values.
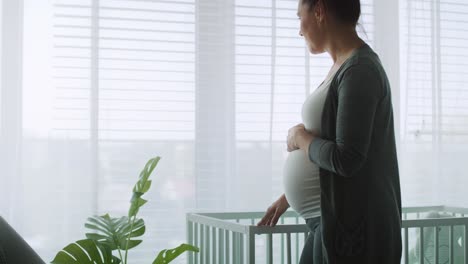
left=336, top=44, right=384, bottom=81
left=331, top=45, right=390, bottom=98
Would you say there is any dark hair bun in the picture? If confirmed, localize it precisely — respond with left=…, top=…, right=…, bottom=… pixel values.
left=302, top=0, right=361, bottom=26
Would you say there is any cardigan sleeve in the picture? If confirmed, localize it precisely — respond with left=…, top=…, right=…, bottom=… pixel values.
left=308, top=64, right=383, bottom=177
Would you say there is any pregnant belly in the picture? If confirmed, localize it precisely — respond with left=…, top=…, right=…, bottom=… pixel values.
left=283, top=150, right=321, bottom=218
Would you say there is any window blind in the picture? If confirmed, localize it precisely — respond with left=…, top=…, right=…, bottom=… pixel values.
left=52, top=1, right=197, bottom=262
left=402, top=0, right=434, bottom=143
left=439, top=0, right=468, bottom=206
left=0, top=0, right=2, bottom=135
left=235, top=0, right=274, bottom=142
left=400, top=0, right=468, bottom=143
left=53, top=0, right=92, bottom=139
left=400, top=0, right=436, bottom=205
left=440, top=0, right=468, bottom=144
left=400, top=0, right=468, bottom=206
left=53, top=0, right=195, bottom=141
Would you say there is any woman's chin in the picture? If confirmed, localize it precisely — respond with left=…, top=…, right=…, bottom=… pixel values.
left=309, top=47, right=325, bottom=55
left=307, top=44, right=326, bottom=55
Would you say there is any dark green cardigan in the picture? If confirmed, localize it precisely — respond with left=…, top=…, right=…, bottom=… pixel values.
left=308, top=44, right=402, bottom=263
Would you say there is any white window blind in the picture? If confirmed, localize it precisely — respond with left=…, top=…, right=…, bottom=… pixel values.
left=53, top=0, right=92, bottom=139
left=234, top=0, right=275, bottom=142
left=0, top=0, right=2, bottom=135
left=400, top=0, right=436, bottom=205
left=401, top=0, right=434, bottom=143
left=51, top=1, right=197, bottom=263
left=438, top=0, right=468, bottom=206
left=440, top=0, right=468, bottom=144
left=53, top=0, right=195, bottom=141
left=400, top=0, right=468, bottom=206
left=194, top=0, right=236, bottom=211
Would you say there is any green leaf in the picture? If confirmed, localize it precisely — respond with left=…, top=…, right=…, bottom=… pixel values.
left=152, top=244, right=199, bottom=264
left=129, top=196, right=148, bottom=217
left=142, top=180, right=152, bottom=193
left=128, top=157, right=160, bottom=218
left=119, top=239, right=143, bottom=250
left=85, top=214, right=145, bottom=251
left=51, top=239, right=121, bottom=264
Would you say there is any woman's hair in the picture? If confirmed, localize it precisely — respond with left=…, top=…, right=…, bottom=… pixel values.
left=301, top=0, right=361, bottom=26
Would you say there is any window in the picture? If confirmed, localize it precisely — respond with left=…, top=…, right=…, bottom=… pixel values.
left=21, top=0, right=197, bottom=261
left=52, top=0, right=195, bottom=140
left=18, top=0, right=384, bottom=262
left=400, top=0, right=468, bottom=206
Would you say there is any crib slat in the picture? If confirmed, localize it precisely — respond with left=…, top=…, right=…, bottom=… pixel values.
left=219, top=229, right=224, bottom=264
left=194, top=223, right=199, bottom=264
left=225, top=230, right=230, bottom=264
left=200, top=225, right=205, bottom=264
left=404, top=228, right=409, bottom=264
left=295, top=217, right=299, bottom=262
left=465, top=225, right=468, bottom=264
left=435, top=226, right=439, bottom=264
left=267, top=233, right=273, bottom=264
left=233, top=222, right=238, bottom=263
left=281, top=218, right=285, bottom=264
left=286, top=233, right=292, bottom=264
left=419, top=227, right=424, bottom=264
left=212, top=227, right=216, bottom=264
left=281, top=233, right=284, bottom=264
left=187, top=220, right=194, bottom=264
left=205, top=225, right=210, bottom=264
left=240, top=233, right=244, bottom=263
left=247, top=233, right=255, bottom=264
left=249, top=218, right=255, bottom=264
left=233, top=232, right=238, bottom=264
left=450, top=225, right=454, bottom=264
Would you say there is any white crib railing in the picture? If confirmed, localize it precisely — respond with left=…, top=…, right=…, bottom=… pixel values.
left=402, top=206, right=468, bottom=264
left=186, top=206, right=468, bottom=264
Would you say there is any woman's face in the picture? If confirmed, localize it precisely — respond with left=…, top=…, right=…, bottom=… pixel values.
left=298, top=1, right=326, bottom=54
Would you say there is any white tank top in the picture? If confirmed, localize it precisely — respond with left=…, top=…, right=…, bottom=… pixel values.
left=282, top=75, right=334, bottom=220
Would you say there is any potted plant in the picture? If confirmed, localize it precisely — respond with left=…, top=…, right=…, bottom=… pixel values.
left=51, top=157, right=199, bottom=264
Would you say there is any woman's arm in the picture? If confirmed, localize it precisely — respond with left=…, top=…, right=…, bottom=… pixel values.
left=292, top=64, right=383, bottom=177
left=257, top=194, right=290, bottom=227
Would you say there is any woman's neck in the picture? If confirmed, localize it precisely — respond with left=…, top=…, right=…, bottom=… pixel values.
left=325, top=26, right=364, bottom=65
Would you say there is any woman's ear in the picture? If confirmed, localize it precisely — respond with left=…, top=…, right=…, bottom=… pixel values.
left=314, top=0, right=325, bottom=24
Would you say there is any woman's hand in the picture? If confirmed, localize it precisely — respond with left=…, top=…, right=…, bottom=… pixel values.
left=287, top=124, right=305, bottom=152
left=287, top=123, right=317, bottom=153
left=257, top=194, right=290, bottom=227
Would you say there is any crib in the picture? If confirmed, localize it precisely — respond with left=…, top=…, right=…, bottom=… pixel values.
left=186, top=206, right=468, bottom=264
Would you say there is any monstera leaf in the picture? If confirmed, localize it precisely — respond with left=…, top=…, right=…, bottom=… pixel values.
left=85, top=214, right=145, bottom=250
left=51, top=239, right=121, bottom=264
left=52, top=157, right=198, bottom=264
left=129, top=157, right=160, bottom=217
left=152, top=244, right=199, bottom=264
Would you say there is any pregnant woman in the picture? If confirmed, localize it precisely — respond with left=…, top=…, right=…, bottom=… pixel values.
left=258, top=0, right=402, bottom=263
